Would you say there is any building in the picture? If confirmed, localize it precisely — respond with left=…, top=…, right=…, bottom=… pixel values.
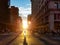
left=27, top=14, right=31, bottom=23
left=10, top=6, right=19, bottom=32
left=27, top=14, right=31, bottom=30
left=30, top=0, right=40, bottom=30
left=31, top=0, right=60, bottom=33
left=10, top=6, right=22, bottom=32
left=10, top=6, right=19, bottom=24
left=0, top=0, right=10, bottom=32
left=17, top=16, right=22, bottom=32
left=0, top=0, right=10, bottom=23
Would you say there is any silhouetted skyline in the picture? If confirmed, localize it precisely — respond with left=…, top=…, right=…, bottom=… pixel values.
left=11, top=0, right=31, bottom=19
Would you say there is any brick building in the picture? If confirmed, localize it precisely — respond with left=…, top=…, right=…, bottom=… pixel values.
left=10, top=6, right=22, bottom=32
left=0, top=0, right=10, bottom=32
left=31, top=0, right=60, bottom=33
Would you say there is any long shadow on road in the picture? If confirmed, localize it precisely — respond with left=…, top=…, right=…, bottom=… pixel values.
left=33, top=34, right=55, bottom=45
left=23, top=36, right=28, bottom=45
left=6, top=33, right=20, bottom=45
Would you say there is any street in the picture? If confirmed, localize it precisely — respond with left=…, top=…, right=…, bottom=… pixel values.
left=0, top=31, right=60, bottom=45
left=9, top=31, right=44, bottom=45
left=0, top=32, right=20, bottom=45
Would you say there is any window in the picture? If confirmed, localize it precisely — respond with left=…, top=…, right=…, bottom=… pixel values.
left=58, top=3, right=60, bottom=8
left=56, top=14, right=59, bottom=20
left=54, top=2, right=60, bottom=9
left=54, top=2, right=58, bottom=8
left=58, top=14, right=60, bottom=19
left=54, top=14, right=60, bottom=20
left=54, top=14, right=56, bottom=19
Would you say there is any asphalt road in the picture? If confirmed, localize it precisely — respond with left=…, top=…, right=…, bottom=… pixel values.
left=9, top=31, right=45, bottom=45
left=8, top=31, right=60, bottom=45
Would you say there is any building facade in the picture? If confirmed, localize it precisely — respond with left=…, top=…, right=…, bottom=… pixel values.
left=27, top=14, right=31, bottom=23
left=10, top=6, right=19, bottom=32
left=0, top=0, right=10, bottom=23
left=10, top=6, right=19, bottom=24
left=10, top=6, right=22, bottom=32
left=0, top=0, right=10, bottom=32
left=27, top=15, right=31, bottom=30
left=17, top=16, right=22, bottom=32
left=31, top=0, right=60, bottom=33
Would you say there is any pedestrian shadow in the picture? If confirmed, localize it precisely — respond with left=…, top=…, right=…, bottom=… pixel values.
left=23, top=36, right=28, bottom=45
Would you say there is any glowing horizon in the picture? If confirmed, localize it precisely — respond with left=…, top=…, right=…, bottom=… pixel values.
left=22, top=20, right=28, bottom=29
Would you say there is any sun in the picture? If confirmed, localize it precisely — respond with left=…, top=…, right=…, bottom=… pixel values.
left=22, top=20, right=28, bottom=36
left=22, top=20, right=28, bottom=29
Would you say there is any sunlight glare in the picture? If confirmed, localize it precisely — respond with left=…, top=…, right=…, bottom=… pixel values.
left=22, top=20, right=28, bottom=29
left=28, top=21, right=31, bottom=24
left=23, top=30, right=26, bottom=36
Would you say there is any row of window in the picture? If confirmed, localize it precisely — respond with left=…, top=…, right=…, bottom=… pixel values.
left=54, top=14, right=60, bottom=20
left=54, top=2, right=60, bottom=9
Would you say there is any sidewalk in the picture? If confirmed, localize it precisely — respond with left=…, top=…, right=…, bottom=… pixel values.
left=0, top=32, right=20, bottom=45
left=33, top=33, right=60, bottom=45
left=45, top=33, right=60, bottom=42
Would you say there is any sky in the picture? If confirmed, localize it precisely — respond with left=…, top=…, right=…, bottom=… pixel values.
left=10, top=0, right=31, bottom=19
